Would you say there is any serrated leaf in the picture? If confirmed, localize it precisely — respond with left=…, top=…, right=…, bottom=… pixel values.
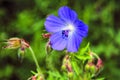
left=75, top=43, right=91, bottom=61
left=75, top=55, right=91, bottom=61
left=78, top=42, right=90, bottom=55
left=31, top=70, right=37, bottom=75
left=71, top=60, right=81, bottom=75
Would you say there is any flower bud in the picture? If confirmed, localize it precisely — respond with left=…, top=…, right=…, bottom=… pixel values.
left=21, top=39, right=29, bottom=49
left=28, top=74, right=44, bottom=80
left=3, top=38, right=29, bottom=49
left=61, top=65, right=66, bottom=71
left=66, top=62, right=72, bottom=72
left=42, top=33, right=51, bottom=38
left=46, top=41, right=52, bottom=54
left=3, top=38, right=29, bottom=62
left=37, top=75, right=44, bottom=80
left=31, top=76, right=36, bottom=80
left=90, top=65, right=97, bottom=74
left=18, top=48, right=25, bottom=62
left=4, top=38, right=21, bottom=49
left=96, top=59, right=103, bottom=71
left=61, top=54, right=73, bottom=78
left=85, top=62, right=97, bottom=74
left=68, top=72, right=73, bottom=78
left=85, top=64, right=90, bottom=71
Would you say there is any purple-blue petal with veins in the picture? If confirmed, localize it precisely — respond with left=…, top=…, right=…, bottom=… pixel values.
left=50, top=31, right=67, bottom=50
left=67, top=32, right=82, bottom=52
left=58, top=6, right=77, bottom=22
left=44, top=15, right=65, bottom=33
left=74, top=19, right=88, bottom=37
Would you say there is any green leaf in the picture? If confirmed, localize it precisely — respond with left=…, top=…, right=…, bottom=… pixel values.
left=96, top=77, right=105, bottom=80
left=78, top=43, right=90, bottom=55
left=31, top=70, right=37, bottom=75
left=75, top=43, right=91, bottom=61
left=71, top=60, right=81, bottom=75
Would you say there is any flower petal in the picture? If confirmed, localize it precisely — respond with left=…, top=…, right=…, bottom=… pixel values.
left=67, top=33, right=82, bottom=52
left=75, top=20, right=88, bottom=37
left=50, top=31, right=67, bottom=50
left=44, top=15, right=65, bottom=33
left=58, top=6, right=77, bottom=22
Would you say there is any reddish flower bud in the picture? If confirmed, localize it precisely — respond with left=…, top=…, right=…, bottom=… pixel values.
left=96, top=59, right=103, bottom=70
left=3, top=38, right=29, bottom=49
left=3, top=38, right=21, bottom=49
left=62, top=55, right=73, bottom=73
left=21, top=39, right=30, bottom=48
left=28, top=74, right=44, bottom=80
left=42, top=33, right=51, bottom=38
left=32, top=76, right=36, bottom=80
left=66, top=63, right=72, bottom=72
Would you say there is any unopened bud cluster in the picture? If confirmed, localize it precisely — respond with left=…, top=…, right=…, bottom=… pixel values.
left=85, top=52, right=103, bottom=75
left=3, top=38, right=30, bottom=60
left=28, top=74, right=44, bottom=80
left=61, top=54, right=73, bottom=78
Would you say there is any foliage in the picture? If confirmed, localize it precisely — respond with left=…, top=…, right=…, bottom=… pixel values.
left=0, top=0, right=120, bottom=80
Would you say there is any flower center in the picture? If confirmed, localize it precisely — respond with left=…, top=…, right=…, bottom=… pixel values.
left=62, top=24, right=75, bottom=39
left=62, top=30, right=69, bottom=39
left=68, top=24, right=74, bottom=31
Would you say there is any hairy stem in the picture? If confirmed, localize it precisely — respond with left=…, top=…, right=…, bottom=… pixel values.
left=29, top=47, right=41, bottom=73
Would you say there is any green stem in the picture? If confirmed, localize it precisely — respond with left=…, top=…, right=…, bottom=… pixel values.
left=92, top=52, right=100, bottom=59
left=29, top=47, right=41, bottom=73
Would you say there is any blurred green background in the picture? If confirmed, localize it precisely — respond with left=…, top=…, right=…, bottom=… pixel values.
left=0, top=0, right=120, bottom=80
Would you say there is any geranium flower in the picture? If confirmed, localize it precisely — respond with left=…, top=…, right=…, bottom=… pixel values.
left=44, top=6, right=88, bottom=52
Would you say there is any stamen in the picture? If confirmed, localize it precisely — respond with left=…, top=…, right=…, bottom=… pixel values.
left=62, top=30, right=69, bottom=39
left=61, top=24, right=75, bottom=39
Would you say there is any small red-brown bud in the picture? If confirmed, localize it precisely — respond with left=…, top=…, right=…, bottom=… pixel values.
left=21, top=39, right=30, bottom=48
left=3, top=38, right=29, bottom=49
left=61, top=55, right=73, bottom=73
left=32, top=76, right=36, bottom=80
left=42, top=33, right=51, bottom=38
left=3, top=38, right=21, bottom=49
left=96, top=59, right=103, bottom=70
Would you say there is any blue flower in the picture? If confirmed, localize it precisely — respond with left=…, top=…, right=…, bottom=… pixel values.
left=44, top=6, right=88, bottom=52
